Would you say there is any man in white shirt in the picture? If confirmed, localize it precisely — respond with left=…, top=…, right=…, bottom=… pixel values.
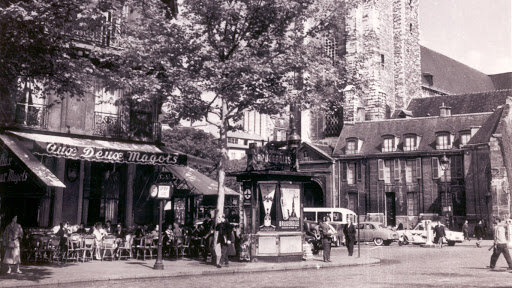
left=489, top=218, right=512, bottom=270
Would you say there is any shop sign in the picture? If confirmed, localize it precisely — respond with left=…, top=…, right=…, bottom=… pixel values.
left=43, top=143, right=186, bottom=165
left=0, top=147, right=28, bottom=184
left=243, top=188, right=252, bottom=205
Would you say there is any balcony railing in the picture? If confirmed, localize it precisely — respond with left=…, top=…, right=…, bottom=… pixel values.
left=71, top=14, right=122, bottom=48
left=93, top=111, right=161, bottom=142
left=14, top=103, right=49, bottom=129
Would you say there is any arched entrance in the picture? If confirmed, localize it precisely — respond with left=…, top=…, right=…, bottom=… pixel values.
left=303, top=180, right=324, bottom=207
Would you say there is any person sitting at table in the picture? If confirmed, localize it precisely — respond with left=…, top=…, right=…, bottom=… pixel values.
left=164, top=224, right=175, bottom=256
left=148, top=225, right=159, bottom=238
left=104, top=220, right=113, bottom=234
left=114, top=224, right=124, bottom=238
left=76, top=223, right=87, bottom=234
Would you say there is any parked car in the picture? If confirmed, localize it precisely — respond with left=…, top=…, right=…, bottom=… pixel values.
left=397, top=220, right=464, bottom=246
left=356, top=222, right=399, bottom=246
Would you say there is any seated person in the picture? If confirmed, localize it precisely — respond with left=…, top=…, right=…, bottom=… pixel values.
left=75, top=223, right=87, bottom=234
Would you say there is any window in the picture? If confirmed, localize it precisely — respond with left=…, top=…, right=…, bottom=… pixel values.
left=378, top=159, right=392, bottom=184
left=407, top=193, right=418, bottom=216
left=15, top=78, right=47, bottom=127
left=415, top=158, right=422, bottom=179
left=304, top=212, right=315, bottom=221
left=302, top=151, right=311, bottom=162
left=357, top=161, right=362, bottom=182
left=347, top=163, right=355, bottom=185
left=394, top=159, right=401, bottom=180
left=346, top=140, right=357, bottom=154
left=332, top=212, right=342, bottom=221
left=450, top=155, right=463, bottom=179
left=348, top=193, right=357, bottom=212
left=405, top=160, right=414, bottom=183
left=404, top=135, right=417, bottom=151
left=436, top=133, right=451, bottom=150
left=382, top=137, right=394, bottom=152
left=324, top=38, right=337, bottom=60
left=227, top=138, right=238, bottom=144
left=460, top=132, right=471, bottom=146
left=380, top=54, right=385, bottom=66
left=432, top=157, right=439, bottom=179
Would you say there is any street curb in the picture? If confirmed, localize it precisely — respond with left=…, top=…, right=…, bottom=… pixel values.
left=1, top=258, right=380, bottom=287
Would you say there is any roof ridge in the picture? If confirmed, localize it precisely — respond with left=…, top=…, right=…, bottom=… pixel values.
left=345, top=112, right=493, bottom=124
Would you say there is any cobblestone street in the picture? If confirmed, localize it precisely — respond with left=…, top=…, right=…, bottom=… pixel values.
left=80, top=242, right=511, bottom=288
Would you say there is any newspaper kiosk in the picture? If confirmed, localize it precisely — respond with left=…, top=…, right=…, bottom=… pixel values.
left=232, top=170, right=312, bottom=262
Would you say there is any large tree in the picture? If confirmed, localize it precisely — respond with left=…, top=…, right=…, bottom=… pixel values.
left=155, top=0, right=345, bottom=221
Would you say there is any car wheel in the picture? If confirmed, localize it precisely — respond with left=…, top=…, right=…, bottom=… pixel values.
left=373, top=238, right=384, bottom=246
left=447, top=241, right=456, bottom=246
left=383, top=240, right=392, bottom=246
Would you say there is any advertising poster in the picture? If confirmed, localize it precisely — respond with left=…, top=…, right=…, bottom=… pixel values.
left=279, top=184, right=300, bottom=230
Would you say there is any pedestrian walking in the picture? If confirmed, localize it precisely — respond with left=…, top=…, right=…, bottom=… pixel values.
left=3, top=216, right=23, bottom=274
left=343, top=218, right=356, bottom=257
left=433, top=220, right=446, bottom=248
left=462, top=220, right=470, bottom=241
left=474, top=220, right=484, bottom=248
left=319, top=216, right=335, bottom=262
left=488, top=218, right=512, bottom=270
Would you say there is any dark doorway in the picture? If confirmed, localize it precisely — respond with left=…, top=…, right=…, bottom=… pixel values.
left=385, top=192, right=396, bottom=226
left=304, top=181, right=324, bottom=207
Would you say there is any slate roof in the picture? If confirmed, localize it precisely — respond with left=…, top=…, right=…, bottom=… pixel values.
left=299, top=142, right=334, bottom=161
left=333, top=113, right=492, bottom=156
left=489, top=73, right=512, bottom=90
left=406, top=89, right=512, bottom=117
left=468, top=105, right=507, bottom=145
left=421, top=46, right=496, bottom=94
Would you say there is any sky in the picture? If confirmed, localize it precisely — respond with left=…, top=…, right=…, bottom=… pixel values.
left=419, top=0, right=512, bottom=74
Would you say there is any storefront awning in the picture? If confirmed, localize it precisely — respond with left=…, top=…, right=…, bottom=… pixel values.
left=166, top=165, right=239, bottom=196
left=8, top=131, right=187, bottom=166
left=0, top=134, right=65, bottom=188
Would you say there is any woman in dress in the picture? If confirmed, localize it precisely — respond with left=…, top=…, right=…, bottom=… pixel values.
left=3, top=216, right=23, bottom=274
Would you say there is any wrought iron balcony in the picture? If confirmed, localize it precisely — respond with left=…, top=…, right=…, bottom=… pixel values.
left=93, top=111, right=161, bottom=142
left=14, top=103, right=49, bottom=129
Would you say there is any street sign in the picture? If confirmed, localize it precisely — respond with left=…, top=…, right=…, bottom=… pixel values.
left=158, top=185, right=171, bottom=199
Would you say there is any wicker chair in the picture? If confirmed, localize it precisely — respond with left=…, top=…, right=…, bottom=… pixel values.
left=81, top=236, right=96, bottom=262
left=140, top=235, right=158, bottom=260
left=65, top=234, right=83, bottom=262
left=101, top=235, right=117, bottom=261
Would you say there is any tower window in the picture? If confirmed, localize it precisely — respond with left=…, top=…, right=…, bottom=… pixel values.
left=410, top=23, right=413, bottom=32
left=380, top=54, right=385, bottom=66
left=324, top=38, right=337, bottom=60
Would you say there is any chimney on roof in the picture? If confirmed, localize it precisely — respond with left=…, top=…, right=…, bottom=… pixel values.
left=440, top=102, right=451, bottom=117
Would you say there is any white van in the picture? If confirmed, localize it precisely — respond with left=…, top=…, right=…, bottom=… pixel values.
left=303, top=207, right=358, bottom=246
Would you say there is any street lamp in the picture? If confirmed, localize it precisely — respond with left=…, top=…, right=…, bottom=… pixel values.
left=439, top=153, right=450, bottom=227
left=287, top=105, right=301, bottom=172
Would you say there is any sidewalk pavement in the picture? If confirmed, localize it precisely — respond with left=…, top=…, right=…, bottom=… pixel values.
left=0, top=248, right=379, bottom=287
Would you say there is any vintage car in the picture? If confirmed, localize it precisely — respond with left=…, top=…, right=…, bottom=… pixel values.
left=356, top=222, right=399, bottom=246
left=397, top=221, right=464, bottom=246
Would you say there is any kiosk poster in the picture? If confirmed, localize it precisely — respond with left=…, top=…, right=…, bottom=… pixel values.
left=259, top=183, right=276, bottom=231
left=279, top=184, right=300, bottom=230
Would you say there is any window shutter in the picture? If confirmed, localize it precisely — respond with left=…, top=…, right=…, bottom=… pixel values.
left=415, top=158, right=422, bottom=179
left=432, top=157, right=439, bottom=179
left=342, top=162, right=347, bottom=181
left=357, top=161, right=362, bottom=182
left=394, top=159, right=400, bottom=180
left=378, top=159, right=384, bottom=180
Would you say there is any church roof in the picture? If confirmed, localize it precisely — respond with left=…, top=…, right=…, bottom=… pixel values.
left=406, top=89, right=512, bottom=117
left=421, top=46, right=496, bottom=94
left=467, top=106, right=505, bottom=145
left=333, top=113, right=491, bottom=157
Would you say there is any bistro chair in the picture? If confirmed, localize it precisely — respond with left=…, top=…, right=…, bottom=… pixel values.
left=133, top=236, right=144, bottom=260
left=176, top=235, right=190, bottom=258
left=117, top=234, right=134, bottom=260
left=48, top=236, right=62, bottom=263
left=101, top=235, right=117, bottom=261
left=140, top=235, right=157, bottom=260
left=81, top=235, right=96, bottom=262
left=66, top=234, right=83, bottom=262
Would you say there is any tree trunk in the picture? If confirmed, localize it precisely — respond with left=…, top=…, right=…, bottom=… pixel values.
left=215, top=97, right=228, bottom=224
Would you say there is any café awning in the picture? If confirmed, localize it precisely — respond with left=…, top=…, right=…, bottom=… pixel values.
left=165, top=165, right=239, bottom=196
left=8, top=131, right=187, bottom=166
left=0, top=134, right=65, bottom=188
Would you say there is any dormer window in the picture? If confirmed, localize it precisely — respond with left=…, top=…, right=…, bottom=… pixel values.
left=436, top=132, right=452, bottom=150
left=460, top=131, right=471, bottom=146
left=382, top=135, right=396, bottom=152
left=403, top=134, right=417, bottom=151
left=346, top=138, right=358, bottom=154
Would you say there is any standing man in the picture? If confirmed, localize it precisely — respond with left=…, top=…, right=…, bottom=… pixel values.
left=474, top=220, right=484, bottom=248
left=319, top=216, right=334, bottom=262
left=3, top=216, right=23, bottom=274
left=462, top=220, right=470, bottom=241
left=215, top=214, right=233, bottom=268
left=434, top=220, right=446, bottom=248
left=343, top=218, right=356, bottom=257
left=489, top=218, right=512, bottom=270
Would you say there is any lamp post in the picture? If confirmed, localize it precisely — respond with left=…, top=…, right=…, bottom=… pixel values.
left=150, top=182, right=173, bottom=270
left=287, top=105, right=301, bottom=172
left=439, top=153, right=450, bottom=227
